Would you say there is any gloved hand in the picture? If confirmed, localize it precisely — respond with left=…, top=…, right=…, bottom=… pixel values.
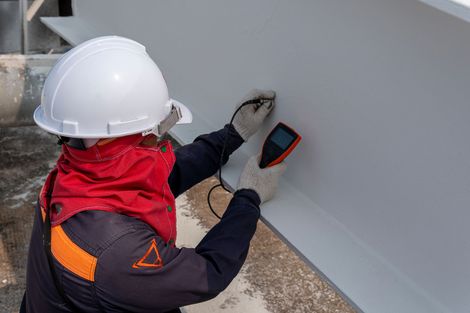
left=232, top=89, right=276, bottom=141
left=237, top=155, right=286, bottom=204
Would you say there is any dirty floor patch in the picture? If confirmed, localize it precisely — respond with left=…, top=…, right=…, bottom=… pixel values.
left=0, top=126, right=60, bottom=312
left=177, top=194, right=271, bottom=313
left=184, top=179, right=356, bottom=313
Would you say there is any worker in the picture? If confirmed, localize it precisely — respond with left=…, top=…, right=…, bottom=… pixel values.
left=20, top=36, right=286, bottom=313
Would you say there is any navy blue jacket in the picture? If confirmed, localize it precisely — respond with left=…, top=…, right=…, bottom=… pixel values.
left=21, top=125, right=261, bottom=312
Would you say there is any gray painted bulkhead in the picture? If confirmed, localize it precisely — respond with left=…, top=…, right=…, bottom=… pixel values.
left=40, top=1, right=470, bottom=312
left=0, top=0, right=60, bottom=54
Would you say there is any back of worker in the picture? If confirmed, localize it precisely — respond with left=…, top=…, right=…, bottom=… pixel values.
left=21, top=36, right=286, bottom=313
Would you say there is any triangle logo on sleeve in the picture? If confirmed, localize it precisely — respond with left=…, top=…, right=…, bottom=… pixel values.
left=132, top=239, right=163, bottom=269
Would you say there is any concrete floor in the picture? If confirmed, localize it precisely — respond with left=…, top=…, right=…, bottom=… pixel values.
left=0, top=126, right=356, bottom=313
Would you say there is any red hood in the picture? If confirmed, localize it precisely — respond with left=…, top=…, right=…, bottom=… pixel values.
left=40, top=134, right=177, bottom=245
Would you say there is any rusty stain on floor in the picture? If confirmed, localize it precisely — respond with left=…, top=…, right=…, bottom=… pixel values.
left=0, top=126, right=356, bottom=313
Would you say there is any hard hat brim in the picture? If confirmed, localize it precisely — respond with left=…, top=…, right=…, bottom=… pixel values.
left=172, top=99, right=193, bottom=124
left=33, top=105, right=62, bottom=136
left=33, top=99, right=193, bottom=138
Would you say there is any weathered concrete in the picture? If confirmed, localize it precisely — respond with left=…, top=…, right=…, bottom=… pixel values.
left=0, top=54, right=60, bottom=127
left=0, top=126, right=60, bottom=312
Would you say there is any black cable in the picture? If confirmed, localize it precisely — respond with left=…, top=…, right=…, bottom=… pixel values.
left=207, top=98, right=268, bottom=219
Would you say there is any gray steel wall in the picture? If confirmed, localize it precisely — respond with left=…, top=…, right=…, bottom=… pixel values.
left=0, top=1, right=21, bottom=53
left=0, top=0, right=60, bottom=54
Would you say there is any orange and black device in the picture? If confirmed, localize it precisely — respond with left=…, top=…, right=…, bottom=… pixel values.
left=259, top=122, right=302, bottom=168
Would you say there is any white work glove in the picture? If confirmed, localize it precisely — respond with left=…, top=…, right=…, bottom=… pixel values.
left=237, top=155, right=286, bottom=205
left=232, top=89, right=276, bottom=141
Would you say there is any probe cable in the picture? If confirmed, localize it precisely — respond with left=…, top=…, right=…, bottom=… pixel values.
left=207, top=98, right=268, bottom=219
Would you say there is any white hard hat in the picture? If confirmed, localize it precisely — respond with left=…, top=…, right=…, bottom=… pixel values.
left=33, top=36, right=192, bottom=138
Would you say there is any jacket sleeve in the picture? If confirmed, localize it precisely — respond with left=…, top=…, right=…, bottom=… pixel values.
left=94, top=189, right=260, bottom=313
left=168, top=124, right=244, bottom=198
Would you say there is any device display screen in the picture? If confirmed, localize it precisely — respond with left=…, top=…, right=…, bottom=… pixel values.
left=270, top=128, right=295, bottom=149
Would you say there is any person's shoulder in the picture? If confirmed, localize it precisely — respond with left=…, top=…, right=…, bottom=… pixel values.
left=64, top=210, right=182, bottom=274
left=61, top=210, right=154, bottom=255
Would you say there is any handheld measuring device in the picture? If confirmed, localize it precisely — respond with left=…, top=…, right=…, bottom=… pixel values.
left=259, top=122, right=302, bottom=168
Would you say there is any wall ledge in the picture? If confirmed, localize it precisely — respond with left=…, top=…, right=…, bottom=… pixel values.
left=420, top=0, right=470, bottom=23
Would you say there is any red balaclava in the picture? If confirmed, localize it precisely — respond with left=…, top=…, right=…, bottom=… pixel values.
left=39, top=134, right=177, bottom=245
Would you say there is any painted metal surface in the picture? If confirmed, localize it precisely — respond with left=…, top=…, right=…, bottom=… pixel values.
left=419, top=0, right=470, bottom=22
left=0, top=0, right=60, bottom=54
left=41, top=1, right=470, bottom=312
left=41, top=16, right=98, bottom=45
left=0, top=1, right=21, bottom=53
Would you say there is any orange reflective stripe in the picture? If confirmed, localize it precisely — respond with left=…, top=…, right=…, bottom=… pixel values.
left=51, top=225, right=97, bottom=282
left=41, top=207, right=97, bottom=281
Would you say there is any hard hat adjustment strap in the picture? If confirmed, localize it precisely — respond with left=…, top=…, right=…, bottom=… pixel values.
left=57, top=136, right=87, bottom=150
left=143, top=104, right=182, bottom=137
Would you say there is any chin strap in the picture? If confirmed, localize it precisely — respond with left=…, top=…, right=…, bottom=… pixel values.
left=57, top=136, right=87, bottom=150
left=142, top=104, right=182, bottom=137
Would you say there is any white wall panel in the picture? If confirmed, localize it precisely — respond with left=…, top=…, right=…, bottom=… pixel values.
left=43, top=1, right=470, bottom=312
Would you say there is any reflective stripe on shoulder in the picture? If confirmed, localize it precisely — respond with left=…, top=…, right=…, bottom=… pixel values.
left=41, top=207, right=97, bottom=282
